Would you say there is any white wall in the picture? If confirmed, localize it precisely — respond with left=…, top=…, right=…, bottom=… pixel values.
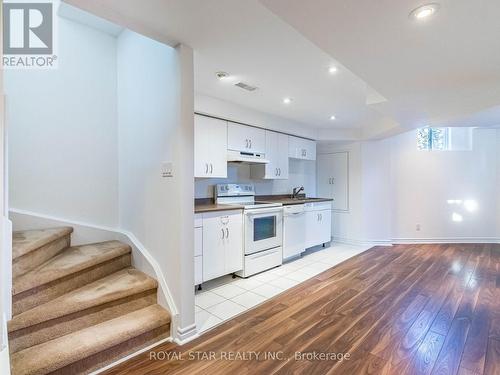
left=195, top=94, right=317, bottom=139
left=117, top=31, right=195, bottom=339
left=6, top=18, right=119, bottom=227
left=320, top=128, right=500, bottom=243
left=195, top=159, right=316, bottom=198
left=391, top=128, right=499, bottom=241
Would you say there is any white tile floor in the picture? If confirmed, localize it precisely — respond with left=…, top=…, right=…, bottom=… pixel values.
left=195, top=242, right=373, bottom=334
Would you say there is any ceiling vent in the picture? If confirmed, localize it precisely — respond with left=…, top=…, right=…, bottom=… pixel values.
left=235, top=82, right=258, bottom=92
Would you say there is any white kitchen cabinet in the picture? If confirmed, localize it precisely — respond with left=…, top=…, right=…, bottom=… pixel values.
left=317, top=152, right=349, bottom=211
left=202, top=210, right=243, bottom=282
left=250, top=130, right=289, bottom=179
left=288, top=136, right=316, bottom=161
left=227, top=122, right=266, bottom=154
left=305, top=202, right=332, bottom=248
left=194, top=114, right=227, bottom=178
left=194, top=214, right=203, bottom=286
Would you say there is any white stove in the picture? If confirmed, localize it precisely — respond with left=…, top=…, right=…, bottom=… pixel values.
left=215, top=184, right=283, bottom=277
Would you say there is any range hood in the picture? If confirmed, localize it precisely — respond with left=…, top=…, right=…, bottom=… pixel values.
left=227, top=150, right=269, bottom=164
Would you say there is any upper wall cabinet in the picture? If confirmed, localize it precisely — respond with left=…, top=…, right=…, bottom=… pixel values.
left=194, top=115, right=228, bottom=178
left=251, top=130, right=289, bottom=179
left=227, top=122, right=266, bottom=154
left=288, top=136, right=316, bottom=161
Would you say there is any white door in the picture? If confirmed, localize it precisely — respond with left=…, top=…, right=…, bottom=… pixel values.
left=194, top=115, right=227, bottom=178
left=224, top=212, right=243, bottom=274
left=202, top=214, right=225, bottom=281
left=331, top=152, right=349, bottom=211
left=276, top=133, right=289, bottom=179
left=227, top=122, right=265, bottom=154
left=316, top=154, right=334, bottom=199
left=316, top=152, right=349, bottom=211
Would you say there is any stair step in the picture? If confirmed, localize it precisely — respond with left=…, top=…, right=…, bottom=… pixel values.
left=9, top=268, right=158, bottom=353
left=13, top=227, right=73, bottom=278
left=10, top=304, right=171, bottom=375
left=13, top=227, right=73, bottom=260
left=12, top=241, right=131, bottom=315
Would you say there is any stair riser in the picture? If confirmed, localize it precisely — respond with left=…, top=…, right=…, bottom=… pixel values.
left=13, top=254, right=132, bottom=316
left=50, top=324, right=170, bottom=375
left=12, top=236, right=71, bottom=278
left=9, top=289, right=157, bottom=353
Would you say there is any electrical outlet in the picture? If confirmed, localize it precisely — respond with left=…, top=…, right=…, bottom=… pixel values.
left=161, top=162, right=173, bottom=178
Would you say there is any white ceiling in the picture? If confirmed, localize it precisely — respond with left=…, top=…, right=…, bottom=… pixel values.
left=64, top=0, right=500, bottom=140
left=260, top=0, right=500, bottom=132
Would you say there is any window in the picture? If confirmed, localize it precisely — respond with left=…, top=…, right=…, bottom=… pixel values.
left=417, top=127, right=449, bottom=150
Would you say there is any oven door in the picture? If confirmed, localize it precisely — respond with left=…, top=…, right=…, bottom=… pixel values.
left=244, top=207, right=283, bottom=255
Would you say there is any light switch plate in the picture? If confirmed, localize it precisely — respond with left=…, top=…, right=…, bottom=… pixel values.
left=161, top=162, right=173, bottom=178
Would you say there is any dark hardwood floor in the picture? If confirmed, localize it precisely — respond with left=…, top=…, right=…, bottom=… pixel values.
left=104, top=244, right=500, bottom=375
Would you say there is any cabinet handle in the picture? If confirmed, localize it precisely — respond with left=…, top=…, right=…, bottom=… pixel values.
left=320, top=213, right=322, bottom=221
left=205, top=163, right=209, bottom=174
left=226, top=228, right=229, bottom=239
left=275, top=168, right=278, bottom=176
left=278, top=168, right=281, bottom=176
left=210, top=163, right=213, bottom=174
left=221, top=228, right=225, bottom=239
left=249, top=139, right=252, bottom=149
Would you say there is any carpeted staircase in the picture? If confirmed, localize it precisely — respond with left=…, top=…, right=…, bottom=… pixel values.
left=9, top=227, right=171, bottom=375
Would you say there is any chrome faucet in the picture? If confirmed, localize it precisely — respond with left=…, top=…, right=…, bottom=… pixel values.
left=292, top=186, right=304, bottom=199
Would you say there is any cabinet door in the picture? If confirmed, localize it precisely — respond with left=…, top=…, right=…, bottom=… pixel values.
left=288, top=135, right=299, bottom=158
left=331, top=152, right=349, bottom=211
left=276, top=133, right=289, bottom=179
left=224, top=212, right=243, bottom=274
left=264, top=131, right=279, bottom=179
left=303, top=139, right=316, bottom=161
left=202, top=214, right=225, bottom=281
left=288, top=136, right=316, bottom=160
left=316, top=154, right=335, bottom=199
left=305, top=210, right=318, bottom=249
left=194, top=256, right=202, bottom=285
left=194, top=115, right=227, bottom=178
left=227, top=123, right=266, bottom=154
left=317, top=209, right=332, bottom=244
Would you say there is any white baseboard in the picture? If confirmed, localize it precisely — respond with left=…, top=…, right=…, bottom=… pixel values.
left=0, top=312, right=10, bottom=375
left=392, top=237, right=500, bottom=244
left=9, top=208, right=180, bottom=334
left=89, top=337, right=173, bottom=375
left=333, top=236, right=393, bottom=247
left=174, top=323, right=199, bottom=345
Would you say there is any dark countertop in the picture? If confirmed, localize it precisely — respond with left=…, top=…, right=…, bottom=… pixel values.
left=194, top=195, right=332, bottom=213
left=194, top=199, right=243, bottom=213
left=256, top=195, right=333, bottom=206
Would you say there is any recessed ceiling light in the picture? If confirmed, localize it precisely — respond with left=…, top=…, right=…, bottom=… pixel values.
left=215, top=71, right=230, bottom=80
left=283, top=97, right=292, bottom=104
left=330, top=115, right=336, bottom=120
left=328, top=66, right=338, bottom=74
left=409, top=3, right=440, bottom=20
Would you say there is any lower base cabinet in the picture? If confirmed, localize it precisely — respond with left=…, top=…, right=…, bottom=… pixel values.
left=305, top=202, right=332, bottom=249
left=194, top=210, right=243, bottom=286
